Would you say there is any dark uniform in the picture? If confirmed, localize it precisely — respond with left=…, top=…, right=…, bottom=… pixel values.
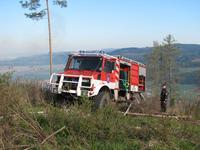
left=160, top=86, right=168, bottom=112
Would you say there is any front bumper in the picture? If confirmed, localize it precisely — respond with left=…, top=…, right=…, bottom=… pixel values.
left=50, top=73, right=94, bottom=97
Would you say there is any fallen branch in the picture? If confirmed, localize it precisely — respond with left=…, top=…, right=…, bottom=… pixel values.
left=41, top=126, right=66, bottom=144
left=125, top=112, right=200, bottom=125
left=24, top=126, right=66, bottom=150
left=5, top=144, right=31, bottom=149
left=124, top=102, right=133, bottom=116
left=122, top=111, right=192, bottom=120
left=8, top=107, right=46, bottom=142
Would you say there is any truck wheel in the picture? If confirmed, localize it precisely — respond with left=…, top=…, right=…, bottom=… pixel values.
left=53, top=94, right=69, bottom=107
left=92, top=90, right=110, bottom=111
left=53, top=94, right=63, bottom=106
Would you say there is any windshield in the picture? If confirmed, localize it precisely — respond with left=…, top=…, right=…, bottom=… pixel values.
left=68, top=56, right=102, bottom=71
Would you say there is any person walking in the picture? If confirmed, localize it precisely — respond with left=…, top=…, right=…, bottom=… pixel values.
left=160, top=83, right=168, bottom=112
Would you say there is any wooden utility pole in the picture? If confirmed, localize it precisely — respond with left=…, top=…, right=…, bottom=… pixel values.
left=45, top=0, right=53, bottom=76
left=20, top=0, right=67, bottom=76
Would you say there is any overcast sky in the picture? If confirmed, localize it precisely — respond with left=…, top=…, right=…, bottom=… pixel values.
left=0, top=0, right=200, bottom=58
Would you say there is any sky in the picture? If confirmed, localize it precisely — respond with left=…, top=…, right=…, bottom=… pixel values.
left=0, top=0, right=200, bottom=58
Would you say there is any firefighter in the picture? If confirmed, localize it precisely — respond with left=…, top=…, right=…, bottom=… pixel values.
left=160, top=83, right=168, bottom=112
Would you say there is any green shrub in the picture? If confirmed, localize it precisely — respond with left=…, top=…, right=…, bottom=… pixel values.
left=0, top=72, right=12, bottom=85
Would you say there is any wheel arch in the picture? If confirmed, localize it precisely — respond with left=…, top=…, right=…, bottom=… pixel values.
left=99, top=86, right=110, bottom=93
left=92, top=85, right=110, bottom=96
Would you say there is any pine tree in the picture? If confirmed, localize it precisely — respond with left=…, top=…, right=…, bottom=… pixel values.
left=148, top=35, right=180, bottom=105
left=162, top=34, right=180, bottom=106
left=147, top=41, right=162, bottom=96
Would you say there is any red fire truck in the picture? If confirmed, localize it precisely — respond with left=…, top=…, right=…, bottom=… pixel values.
left=50, top=51, right=146, bottom=109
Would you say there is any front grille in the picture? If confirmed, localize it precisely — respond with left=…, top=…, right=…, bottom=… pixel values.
left=59, top=76, right=91, bottom=91
left=62, top=77, right=79, bottom=90
left=63, top=82, right=77, bottom=90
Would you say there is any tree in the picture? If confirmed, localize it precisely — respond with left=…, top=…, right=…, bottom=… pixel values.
left=196, top=70, right=200, bottom=88
left=148, top=35, right=180, bottom=106
left=162, top=35, right=180, bottom=106
left=20, top=0, right=67, bottom=75
left=147, top=41, right=162, bottom=96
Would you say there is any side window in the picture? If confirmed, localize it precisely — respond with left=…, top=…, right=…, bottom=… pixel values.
left=104, top=60, right=114, bottom=73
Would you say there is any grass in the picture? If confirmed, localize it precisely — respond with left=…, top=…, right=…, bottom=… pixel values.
left=2, top=104, right=200, bottom=150
left=0, top=72, right=200, bottom=150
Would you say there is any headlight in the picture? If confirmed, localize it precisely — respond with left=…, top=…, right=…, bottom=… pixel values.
left=82, top=78, right=91, bottom=86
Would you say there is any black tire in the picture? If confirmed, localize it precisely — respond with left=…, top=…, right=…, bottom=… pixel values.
left=53, top=94, right=63, bottom=106
left=53, top=94, right=71, bottom=107
left=92, top=90, right=110, bottom=111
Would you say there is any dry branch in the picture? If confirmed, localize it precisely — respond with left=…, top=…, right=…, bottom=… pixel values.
left=41, top=126, right=66, bottom=144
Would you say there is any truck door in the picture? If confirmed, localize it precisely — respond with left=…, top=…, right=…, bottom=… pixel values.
left=102, top=59, right=116, bottom=82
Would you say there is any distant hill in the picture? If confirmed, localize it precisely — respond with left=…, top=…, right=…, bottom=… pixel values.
left=109, top=44, right=200, bottom=86
left=0, top=52, right=69, bottom=66
left=0, top=44, right=200, bottom=67
left=0, top=44, right=199, bottom=85
left=109, top=47, right=151, bottom=63
left=176, top=44, right=200, bottom=67
left=109, top=44, right=200, bottom=66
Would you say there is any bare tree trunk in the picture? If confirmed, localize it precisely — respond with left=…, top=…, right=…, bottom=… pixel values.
left=169, top=60, right=172, bottom=106
left=45, top=0, right=53, bottom=76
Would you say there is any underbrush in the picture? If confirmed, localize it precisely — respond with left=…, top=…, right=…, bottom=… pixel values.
left=0, top=73, right=200, bottom=149
left=128, top=94, right=200, bottom=120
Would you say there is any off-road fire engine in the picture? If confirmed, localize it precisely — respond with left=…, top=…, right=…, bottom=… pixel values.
left=50, top=51, right=146, bottom=109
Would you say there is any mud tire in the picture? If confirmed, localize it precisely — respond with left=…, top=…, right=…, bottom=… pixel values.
left=92, top=91, right=110, bottom=111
